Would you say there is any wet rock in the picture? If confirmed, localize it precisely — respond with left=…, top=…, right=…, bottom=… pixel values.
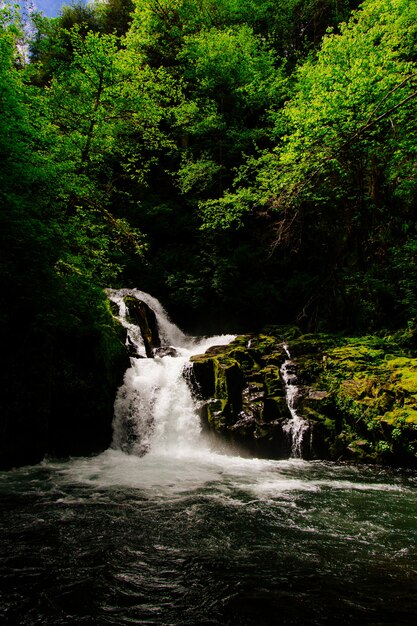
left=308, top=390, right=329, bottom=401
left=190, top=327, right=417, bottom=467
left=190, top=334, right=295, bottom=458
left=124, top=295, right=161, bottom=358
left=127, top=335, right=143, bottom=358
left=154, top=346, right=178, bottom=358
left=189, top=354, right=215, bottom=398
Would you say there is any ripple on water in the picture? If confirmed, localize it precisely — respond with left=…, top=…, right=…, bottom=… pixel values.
left=1, top=454, right=417, bottom=625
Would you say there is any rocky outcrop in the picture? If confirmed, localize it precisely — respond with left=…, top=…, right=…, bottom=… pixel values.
left=190, top=334, right=294, bottom=458
left=189, top=327, right=417, bottom=467
left=0, top=294, right=130, bottom=470
left=124, top=296, right=160, bottom=357
left=45, top=313, right=130, bottom=461
left=154, top=346, right=178, bottom=358
left=300, top=334, right=417, bottom=467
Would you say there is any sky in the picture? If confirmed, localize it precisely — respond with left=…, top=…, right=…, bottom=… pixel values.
left=35, top=1, right=69, bottom=17
left=19, top=1, right=88, bottom=18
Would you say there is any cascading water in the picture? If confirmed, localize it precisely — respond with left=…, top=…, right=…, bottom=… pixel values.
left=107, top=288, right=235, bottom=457
left=280, top=343, right=310, bottom=457
left=107, top=288, right=187, bottom=356
left=108, top=289, right=310, bottom=460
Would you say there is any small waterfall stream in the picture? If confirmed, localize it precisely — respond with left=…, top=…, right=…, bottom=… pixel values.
left=280, top=343, right=310, bottom=457
left=107, top=288, right=187, bottom=355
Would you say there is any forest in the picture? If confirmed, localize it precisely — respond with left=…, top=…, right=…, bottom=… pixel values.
left=1, top=0, right=417, bottom=467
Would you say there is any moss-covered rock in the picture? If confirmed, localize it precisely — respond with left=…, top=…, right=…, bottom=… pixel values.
left=190, top=327, right=417, bottom=467
left=190, top=333, right=294, bottom=458
left=0, top=288, right=130, bottom=470
left=303, top=334, right=417, bottom=467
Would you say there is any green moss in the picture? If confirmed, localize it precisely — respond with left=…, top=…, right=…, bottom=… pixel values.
left=245, top=334, right=281, bottom=359
left=346, top=438, right=377, bottom=462
left=339, top=377, right=378, bottom=400
left=380, top=407, right=417, bottom=426
left=226, top=346, right=258, bottom=372
left=323, top=417, right=336, bottom=432
left=260, top=365, right=282, bottom=397
left=386, top=356, right=414, bottom=369
left=386, top=358, right=417, bottom=394
left=206, top=399, right=229, bottom=430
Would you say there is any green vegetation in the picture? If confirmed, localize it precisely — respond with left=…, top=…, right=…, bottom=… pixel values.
left=2, top=0, right=417, bottom=466
left=304, top=332, right=417, bottom=466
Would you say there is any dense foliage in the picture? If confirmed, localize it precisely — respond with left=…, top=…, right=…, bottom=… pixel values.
left=1, top=0, right=417, bottom=465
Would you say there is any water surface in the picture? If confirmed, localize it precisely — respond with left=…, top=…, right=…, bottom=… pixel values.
left=1, top=451, right=416, bottom=625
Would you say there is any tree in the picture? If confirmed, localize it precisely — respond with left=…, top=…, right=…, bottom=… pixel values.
left=174, top=24, right=284, bottom=197
left=96, top=0, right=135, bottom=36
left=0, top=2, right=132, bottom=468
left=197, top=0, right=417, bottom=328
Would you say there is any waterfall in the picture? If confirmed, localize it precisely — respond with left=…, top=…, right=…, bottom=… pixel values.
left=107, top=289, right=310, bottom=461
left=107, top=288, right=235, bottom=457
left=280, top=343, right=310, bottom=458
left=107, top=288, right=187, bottom=356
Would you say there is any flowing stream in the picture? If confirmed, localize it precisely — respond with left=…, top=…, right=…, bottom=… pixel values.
left=1, top=291, right=417, bottom=625
left=280, top=343, right=310, bottom=457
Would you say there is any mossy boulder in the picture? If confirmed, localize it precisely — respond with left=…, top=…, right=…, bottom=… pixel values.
left=306, top=335, right=417, bottom=467
left=190, top=333, right=294, bottom=458
left=190, top=347, right=245, bottom=430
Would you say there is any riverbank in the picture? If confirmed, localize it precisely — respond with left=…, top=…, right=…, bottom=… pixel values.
left=190, top=326, right=417, bottom=468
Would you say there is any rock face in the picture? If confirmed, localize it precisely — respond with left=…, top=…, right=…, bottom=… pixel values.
left=154, top=346, right=178, bottom=358
left=190, top=334, right=294, bottom=458
left=275, top=331, right=417, bottom=467
left=189, top=327, right=417, bottom=467
left=45, top=315, right=130, bottom=461
left=124, top=296, right=160, bottom=357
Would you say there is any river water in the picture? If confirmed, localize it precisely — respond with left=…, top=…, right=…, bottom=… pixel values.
left=1, top=290, right=417, bottom=624
left=1, top=454, right=417, bottom=625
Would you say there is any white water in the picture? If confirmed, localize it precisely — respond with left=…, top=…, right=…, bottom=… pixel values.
left=107, top=287, right=188, bottom=356
left=280, top=343, right=310, bottom=458
left=107, top=288, right=235, bottom=457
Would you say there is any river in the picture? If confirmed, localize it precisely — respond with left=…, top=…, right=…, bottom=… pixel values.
left=1, top=453, right=417, bottom=624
